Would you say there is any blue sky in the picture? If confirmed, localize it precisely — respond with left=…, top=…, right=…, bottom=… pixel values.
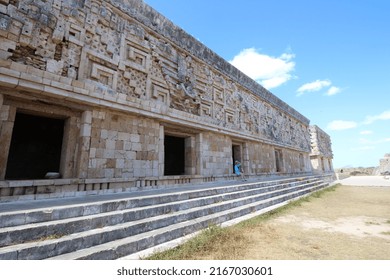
left=144, top=0, right=390, bottom=168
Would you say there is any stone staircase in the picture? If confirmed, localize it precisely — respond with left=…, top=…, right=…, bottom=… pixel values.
left=0, top=176, right=330, bottom=260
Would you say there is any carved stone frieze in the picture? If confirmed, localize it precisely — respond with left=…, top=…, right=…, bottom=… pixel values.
left=1, top=0, right=313, bottom=151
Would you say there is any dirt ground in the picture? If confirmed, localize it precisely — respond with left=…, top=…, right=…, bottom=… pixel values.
left=192, top=184, right=390, bottom=260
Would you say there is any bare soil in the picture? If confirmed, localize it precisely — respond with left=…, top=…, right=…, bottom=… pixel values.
left=198, top=185, right=390, bottom=260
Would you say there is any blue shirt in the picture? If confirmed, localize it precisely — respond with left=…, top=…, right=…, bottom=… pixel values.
left=234, top=163, right=241, bottom=175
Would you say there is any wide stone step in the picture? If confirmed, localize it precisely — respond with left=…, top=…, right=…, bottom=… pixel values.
left=0, top=180, right=326, bottom=260
left=48, top=183, right=328, bottom=260
left=0, top=179, right=314, bottom=247
left=0, top=176, right=318, bottom=228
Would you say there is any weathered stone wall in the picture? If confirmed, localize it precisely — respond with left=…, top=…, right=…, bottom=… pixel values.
left=0, top=0, right=310, bottom=150
left=310, top=125, right=333, bottom=158
left=373, top=154, right=390, bottom=175
left=310, top=125, right=334, bottom=173
left=88, top=111, right=160, bottom=179
left=0, top=0, right=332, bottom=195
left=201, top=133, right=232, bottom=177
left=247, top=143, right=274, bottom=174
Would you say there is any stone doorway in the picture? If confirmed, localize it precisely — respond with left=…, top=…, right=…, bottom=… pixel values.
left=5, top=112, right=65, bottom=180
left=232, top=144, right=242, bottom=173
left=164, top=135, right=185, bottom=175
left=275, top=149, right=283, bottom=173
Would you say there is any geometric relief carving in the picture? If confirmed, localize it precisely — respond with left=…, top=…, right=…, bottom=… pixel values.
left=152, top=83, right=169, bottom=104
left=122, top=68, right=147, bottom=98
left=200, top=100, right=212, bottom=117
left=226, top=109, right=235, bottom=126
left=214, top=103, right=224, bottom=121
left=68, top=23, right=85, bottom=46
left=213, top=86, right=224, bottom=104
left=119, top=36, right=150, bottom=73
left=128, top=46, right=149, bottom=71
left=90, top=62, right=118, bottom=88
left=248, top=95, right=258, bottom=110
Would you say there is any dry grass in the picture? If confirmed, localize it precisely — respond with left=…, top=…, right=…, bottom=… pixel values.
left=146, top=225, right=250, bottom=260
left=146, top=185, right=390, bottom=260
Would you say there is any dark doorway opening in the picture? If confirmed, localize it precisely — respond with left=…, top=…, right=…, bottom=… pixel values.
left=164, top=135, right=185, bottom=176
left=5, top=113, right=65, bottom=180
left=232, top=144, right=241, bottom=173
left=275, top=149, right=283, bottom=173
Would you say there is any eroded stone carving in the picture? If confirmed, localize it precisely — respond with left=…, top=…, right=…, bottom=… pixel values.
left=1, top=0, right=311, bottom=150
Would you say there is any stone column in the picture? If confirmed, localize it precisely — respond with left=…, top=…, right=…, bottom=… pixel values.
left=158, top=125, right=164, bottom=176
left=310, top=156, right=321, bottom=174
left=60, top=116, right=79, bottom=178
left=242, top=142, right=250, bottom=175
left=76, top=111, right=92, bottom=178
left=195, top=133, right=203, bottom=176
left=185, top=136, right=196, bottom=175
left=0, top=95, right=16, bottom=180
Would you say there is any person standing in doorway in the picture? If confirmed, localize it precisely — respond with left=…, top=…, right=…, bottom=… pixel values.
left=234, top=160, right=247, bottom=181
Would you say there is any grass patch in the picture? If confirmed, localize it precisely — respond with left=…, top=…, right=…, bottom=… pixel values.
left=237, top=184, right=339, bottom=228
left=145, top=225, right=248, bottom=260
left=38, top=234, right=64, bottom=242
left=146, top=184, right=339, bottom=260
left=381, top=231, right=390, bottom=236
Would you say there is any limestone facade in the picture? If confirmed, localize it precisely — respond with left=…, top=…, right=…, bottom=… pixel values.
left=310, top=125, right=334, bottom=174
left=0, top=0, right=333, bottom=199
left=373, top=154, right=390, bottom=175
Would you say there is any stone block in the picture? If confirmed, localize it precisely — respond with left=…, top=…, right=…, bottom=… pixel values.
left=0, top=73, right=18, bottom=88
left=0, top=3, right=7, bottom=14
left=8, top=180, right=33, bottom=187
left=54, top=178, right=75, bottom=185
left=24, top=186, right=36, bottom=195
left=0, top=50, right=12, bottom=61
left=105, top=140, right=116, bottom=150
left=6, top=32, right=18, bottom=42
left=72, top=79, right=85, bottom=89
left=43, top=85, right=69, bottom=99
left=0, top=59, right=11, bottom=68
left=103, top=149, right=115, bottom=159
left=36, top=185, right=56, bottom=194
left=17, top=79, right=44, bottom=93
left=0, top=66, right=21, bottom=78
left=11, top=187, right=25, bottom=195
left=105, top=168, right=114, bottom=178
left=80, top=123, right=91, bottom=137
left=46, top=59, right=64, bottom=75
left=61, top=184, right=78, bottom=193
left=85, top=183, right=93, bottom=191
left=0, top=186, right=11, bottom=197
left=43, top=71, right=60, bottom=81
left=62, top=191, right=76, bottom=198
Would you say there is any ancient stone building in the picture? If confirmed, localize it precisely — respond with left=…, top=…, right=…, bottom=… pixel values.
left=310, top=125, right=333, bottom=174
left=0, top=0, right=333, bottom=200
left=373, top=154, right=390, bottom=175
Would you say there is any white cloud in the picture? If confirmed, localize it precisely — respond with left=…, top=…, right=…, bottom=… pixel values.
left=229, top=48, right=295, bottom=89
left=296, top=80, right=331, bottom=96
left=363, top=110, right=390, bottom=124
left=360, top=130, right=373, bottom=135
left=326, top=86, right=341, bottom=96
left=296, top=80, right=342, bottom=97
left=359, top=137, right=390, bottom=144
left=351, top=146, right=375, bottom=151
left=327, top=120, right=358, bottom=131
